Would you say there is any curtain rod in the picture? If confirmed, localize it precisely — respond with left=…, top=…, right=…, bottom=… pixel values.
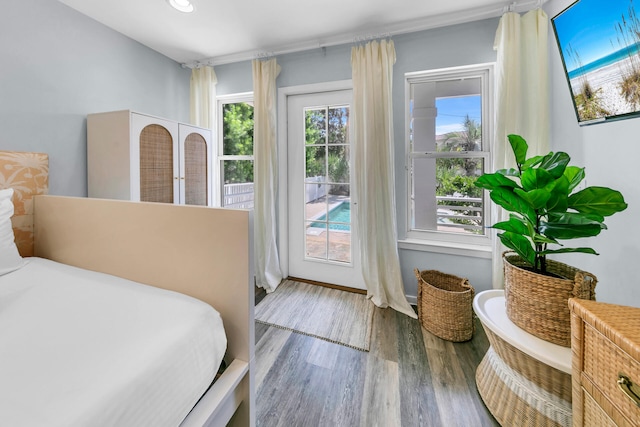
left=353, top=32, right=392, bottom=44
left=181, top=0, right=547, bottom=69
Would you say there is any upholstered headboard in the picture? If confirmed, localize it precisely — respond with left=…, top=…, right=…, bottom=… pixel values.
left=0, top=151, right=49, bottom=256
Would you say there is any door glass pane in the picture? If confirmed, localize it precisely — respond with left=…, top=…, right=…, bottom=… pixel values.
left=305, top=183, right=327, bottom=221
left=305, top=145, right=326, bottom=180
left=222, top=160, right=254, bottom=209
left=328, top=145, right=349, bottom=183
left=329, top=229, right=350, bottom=263
left=328, top=106, right=349, bottom=144
left=305, top=108, right=326, bottom=145
left=305, top=222, right=327, bottom=259
left=303, top=105, right=351, bottom=264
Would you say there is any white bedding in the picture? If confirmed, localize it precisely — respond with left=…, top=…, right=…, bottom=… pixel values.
left=0, top=257, right=227, bottom=427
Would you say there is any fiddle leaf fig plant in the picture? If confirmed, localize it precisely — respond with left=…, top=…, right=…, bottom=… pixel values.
left=476, top=134, right=628, bottom=275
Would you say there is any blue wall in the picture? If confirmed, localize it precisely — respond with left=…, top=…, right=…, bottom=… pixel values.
left=1, top=0, right=191, bottom=196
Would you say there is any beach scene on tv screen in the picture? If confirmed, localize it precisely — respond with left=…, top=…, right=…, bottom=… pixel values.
left=554, top=0, right=640, bottom=122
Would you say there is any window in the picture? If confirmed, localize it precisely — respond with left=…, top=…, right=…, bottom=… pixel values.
left=405, top=64, right=493, bottom=246
left=218, top=93, right=254, bottom=208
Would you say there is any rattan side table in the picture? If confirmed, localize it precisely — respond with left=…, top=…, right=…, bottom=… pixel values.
left=474, top=290, right=573, bottom=427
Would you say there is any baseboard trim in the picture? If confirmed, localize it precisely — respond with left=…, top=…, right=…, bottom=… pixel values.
left=286, top=277, right=367, bottom=295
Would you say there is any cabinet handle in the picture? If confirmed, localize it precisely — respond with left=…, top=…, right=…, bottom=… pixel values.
left=174, top=177, right=179, bottom=180
left=618, top=372, right=640, bottom=408
left=180, top=177, right=185, bottom=180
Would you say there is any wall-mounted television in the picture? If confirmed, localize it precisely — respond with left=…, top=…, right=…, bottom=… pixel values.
left=552, top=0, right=640, bottom=125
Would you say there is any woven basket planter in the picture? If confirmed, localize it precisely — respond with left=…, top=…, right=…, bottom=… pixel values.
left=503, top=252, right=597, bottom=348
left=414, top=269, right=475, bottom=342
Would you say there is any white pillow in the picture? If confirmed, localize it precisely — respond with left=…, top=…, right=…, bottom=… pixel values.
left=0, top=188, right=26, bottom=275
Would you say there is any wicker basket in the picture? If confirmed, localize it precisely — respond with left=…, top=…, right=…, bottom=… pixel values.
left=414, top=269, right=475, bottom=342
left=503, top=252, right=597, bottom=348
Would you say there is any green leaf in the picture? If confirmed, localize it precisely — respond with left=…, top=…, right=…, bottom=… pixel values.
left=514, top=188, right=551, bottom=210
left=542, top=223, right=604, bottom=239
left=568, top=187, right=628, bottom=216
left=521, top=168, right=554, bottom=191
left=490, top=188, right=537, bottom=224
left=521, top=155, right=545, bottom=170
left=492, top=215, right=532, bottom=236
left=540, top=247, right=599, bottom=256
left=533, top=233, right=559, bottom=245
left=498, top=232, right=535, bottom=267
left=548, top=175, right=570, bottom=195
left=549, top=211, right=605, bottom=224
left=540, top=212, right=606, bottom=239
left=564, top=166, right=585, bottom=193
left=546, top=193, right=568, bottom=213
left=539, top=151, right=571, bottom=178
left=546, top=176, right=570, bottom=212
left=496, top=168, right=520, bottom=177
left=475, top=173, right=518, bottom=190
left=507, top=134, right=528, bottom=166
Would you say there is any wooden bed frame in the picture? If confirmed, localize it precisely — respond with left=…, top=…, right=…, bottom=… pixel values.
left=1, top=151, right=255, bottom=427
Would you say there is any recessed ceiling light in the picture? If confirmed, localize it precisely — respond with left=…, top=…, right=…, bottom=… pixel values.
left=168, top=0, right=194, bottom=13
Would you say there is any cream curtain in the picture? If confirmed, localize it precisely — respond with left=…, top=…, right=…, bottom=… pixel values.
left=351, top=40, right=416, bottom=319
left=492, top=8, right=549, bottom=288
left=252, top=58, right=283, bottom=293
left=189, top=65, right=217, bottom=128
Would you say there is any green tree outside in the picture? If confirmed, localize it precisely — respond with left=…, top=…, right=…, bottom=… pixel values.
left=223, top=102, right=254, bottom=184
left=435, top=115, right=483, bottom=231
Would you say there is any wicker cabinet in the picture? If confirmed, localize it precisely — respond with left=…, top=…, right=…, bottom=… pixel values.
left=88, top=110, right=212, bottom=206
left=569, top=299, right=640, bottom=427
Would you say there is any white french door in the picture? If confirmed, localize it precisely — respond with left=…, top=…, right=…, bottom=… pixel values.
left=286, top=89, right=365, bottom=290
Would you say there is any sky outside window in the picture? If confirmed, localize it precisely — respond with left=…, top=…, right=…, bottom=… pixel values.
left=435, top=95, right=481, bottom=135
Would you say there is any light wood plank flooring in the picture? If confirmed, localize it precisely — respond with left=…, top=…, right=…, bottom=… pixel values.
left=255, top=287, right=498, bottom=427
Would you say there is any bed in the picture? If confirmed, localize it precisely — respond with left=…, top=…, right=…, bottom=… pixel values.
left=0, top=150, right=255, bottom=426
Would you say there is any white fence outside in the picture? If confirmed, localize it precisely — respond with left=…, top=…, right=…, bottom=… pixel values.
left=224, top=182, right=254, bottom=209
left=224, top=177, right=328, bottom=209
left=436, top=195, right=483, bottom=232
left=305, top=176, right=327, bottom=203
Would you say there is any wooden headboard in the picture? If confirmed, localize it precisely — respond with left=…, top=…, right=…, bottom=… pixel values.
left=0, top=151, right=49, bottom=256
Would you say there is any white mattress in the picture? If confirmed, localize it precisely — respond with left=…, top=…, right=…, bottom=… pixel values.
left=0, top=257, right=227, bottom=427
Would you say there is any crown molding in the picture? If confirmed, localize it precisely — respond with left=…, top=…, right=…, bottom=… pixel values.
left=181, top=0, right=546, bottom=68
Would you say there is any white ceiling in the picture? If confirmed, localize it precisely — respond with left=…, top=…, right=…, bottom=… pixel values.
left=58, top=0, right=539, bottom=65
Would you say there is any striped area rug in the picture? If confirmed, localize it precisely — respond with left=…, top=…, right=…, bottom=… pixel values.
left=255, top=280, right=375, bottom=351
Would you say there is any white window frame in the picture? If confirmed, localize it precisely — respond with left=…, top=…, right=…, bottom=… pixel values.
left=402, top=63, right=494, bottom=255
left=216, top=92, right=254, bottom=208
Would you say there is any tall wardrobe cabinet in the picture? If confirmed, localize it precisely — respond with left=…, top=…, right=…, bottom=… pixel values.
left=87, top=110, right=212, bottom=206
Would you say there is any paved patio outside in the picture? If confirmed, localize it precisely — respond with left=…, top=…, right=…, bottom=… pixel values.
left=304, top=194, right=351, bottom=263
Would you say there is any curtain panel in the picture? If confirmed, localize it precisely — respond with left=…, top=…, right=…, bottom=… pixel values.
left=351, top=40, right=417, bottom=319
left=190, top=65, right=217, bottom=129
left=492, top=9, right=549, bottom=288
left=252, top=58, right=283, bottom=292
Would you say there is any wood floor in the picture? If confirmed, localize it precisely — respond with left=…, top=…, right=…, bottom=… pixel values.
left=254, top=287, right=499, bottom=427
